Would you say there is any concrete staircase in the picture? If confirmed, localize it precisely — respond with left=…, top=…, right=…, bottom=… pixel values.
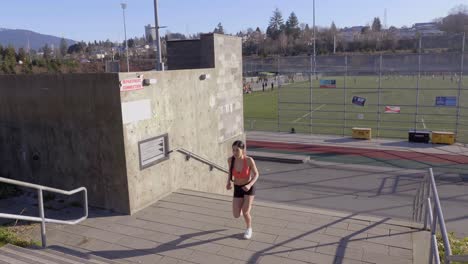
left=0, top=244, right=120, bottom=264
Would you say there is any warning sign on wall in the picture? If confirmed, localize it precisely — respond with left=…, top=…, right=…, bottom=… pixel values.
left=120, top=76, right=144, bottom=92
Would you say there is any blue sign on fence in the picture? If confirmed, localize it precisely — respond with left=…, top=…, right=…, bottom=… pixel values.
left=320, top=79, right=336, bottom=88
left=352, top=96, right=366, bottom=106
left=435, top=96, right=457, bottom=107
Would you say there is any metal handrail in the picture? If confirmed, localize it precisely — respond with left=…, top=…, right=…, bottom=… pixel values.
left=0, top=177, right=88, bottom=248
left=170, top=148, right=229, bottom=174
left=413, top=168, right=468, bottom=263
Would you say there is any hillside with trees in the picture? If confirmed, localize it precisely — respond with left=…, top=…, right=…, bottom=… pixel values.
left=0, top=4, right=467, bottom=74
left=239, top=4, right=468, bottom=57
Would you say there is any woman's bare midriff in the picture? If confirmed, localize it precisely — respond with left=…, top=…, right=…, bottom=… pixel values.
left=234, top=177, right=251, bottom=186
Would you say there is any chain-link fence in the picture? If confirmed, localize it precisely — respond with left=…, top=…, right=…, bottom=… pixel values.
left=243, top=34, right=468, bottom=143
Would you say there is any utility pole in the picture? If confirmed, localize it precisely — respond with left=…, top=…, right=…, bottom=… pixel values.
left=313, top=0, right=316, bottom=79
left=154, top=0, right=163, bottom=71
left=121, top=3, right=130, bottom=72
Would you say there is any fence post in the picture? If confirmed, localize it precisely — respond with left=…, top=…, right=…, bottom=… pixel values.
left=455, top=33, right=465, bottom=138
left=414, top=37, right=422, bottom=130
left=277, top=55, right=280, bottom=132
left=343, top=55, right=348, bottom=137
left=378, top=55, right=382, bottom=138
left=310, top=55, right=313, bottom=134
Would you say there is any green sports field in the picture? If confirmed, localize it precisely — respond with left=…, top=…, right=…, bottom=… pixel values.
left=244, top=75, right=468, bottom=141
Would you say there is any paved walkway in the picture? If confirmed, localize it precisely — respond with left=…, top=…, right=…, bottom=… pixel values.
left=246, top=131, right=468, bottom=238
left=253, top=160, right=468, bottom=238
left=39, top=190, right=429, bottom=264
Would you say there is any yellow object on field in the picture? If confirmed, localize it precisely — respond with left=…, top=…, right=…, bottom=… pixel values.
left=431, top=131, right=455, bottom=145
left=352, top=127, right=372, bottom=140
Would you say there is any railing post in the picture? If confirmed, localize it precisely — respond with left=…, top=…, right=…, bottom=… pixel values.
left=424, top=175, right=431, bottom=230
left=431, top=189, right=438, bottom=234
left=434, top=233, right=441, bottom=264
left=413, top=185, right=421, bottom=221
left=427, top=198, right=435, bottom=264
left=419, top=177, right=427, bottom=222
left=429, top=168, right=452, bottom=264
left=418, top=180, right=424, bottom=221
left=83, top=189, right=88, bottom=220
left=38, top=189, right=46, bottom=248
left=424, top=197, right=429, bottom=230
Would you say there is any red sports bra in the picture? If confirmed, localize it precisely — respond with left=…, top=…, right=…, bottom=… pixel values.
left=232, top=157, right=251, bottom=179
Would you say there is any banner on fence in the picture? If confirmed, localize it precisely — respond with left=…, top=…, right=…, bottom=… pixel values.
left=435, top=96, right=457, bottom=107
left=384, top=106, right=401, bottom=113
left=352, top=96, right=366, bottom=106
left=320, top=79, right=336, bottom=88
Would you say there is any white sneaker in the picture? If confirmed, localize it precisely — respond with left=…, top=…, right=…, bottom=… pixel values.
left=244, top=228, right=252, bottom=239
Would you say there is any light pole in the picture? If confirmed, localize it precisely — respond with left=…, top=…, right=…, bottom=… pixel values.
left=313, top=0, right=316, bottom=79
left=153, top=0, right=163, bottom=71
left=121, top=3, right=130, bottom=72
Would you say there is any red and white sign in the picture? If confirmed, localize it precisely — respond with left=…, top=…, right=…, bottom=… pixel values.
left=120, top=76, right=143, bottom=92
left=384, top=106, right=401, bottom=113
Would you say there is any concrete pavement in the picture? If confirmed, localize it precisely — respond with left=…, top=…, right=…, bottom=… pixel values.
left=37, top=190, right=429, bottom=264
left=246, top=131, right=468, bottom=238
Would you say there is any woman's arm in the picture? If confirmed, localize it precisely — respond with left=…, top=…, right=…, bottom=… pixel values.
left=246, top=157, right=259, bottom=188
left=226, top=157, right=233, bottom=190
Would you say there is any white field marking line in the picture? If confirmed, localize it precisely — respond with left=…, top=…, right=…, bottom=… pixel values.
left=293, top=104, right=326, bottom=123
left=421, top=118, right=427, bottom=129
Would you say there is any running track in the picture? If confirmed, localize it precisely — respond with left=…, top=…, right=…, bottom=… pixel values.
left=247, top=140, right=468, bottom=165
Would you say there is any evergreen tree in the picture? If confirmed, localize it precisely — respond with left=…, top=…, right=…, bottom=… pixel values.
left=330, top=21, right=338, bottom=34
left=0, top=45, right=4, bottom=62
left=266, top=8, right=285, bottom=40
left=214, top=22, right=225, bottom=34
left=285, top=12, right=300, bottom=39
left=2, top=46, right=17, bottom=74
left=59, top=38, right=68, bottom=57
left=42, top=44, right=51, bottom=59
left=372, top=17, right=382, bottom=31
left=17, top=48, right=27, bottom=62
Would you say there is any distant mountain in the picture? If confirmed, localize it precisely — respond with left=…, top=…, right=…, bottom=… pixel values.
left=0, top=28, right=77, bottom=50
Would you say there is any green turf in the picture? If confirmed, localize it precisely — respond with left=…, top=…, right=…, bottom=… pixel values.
left=244, top=75, right=468, bottom=141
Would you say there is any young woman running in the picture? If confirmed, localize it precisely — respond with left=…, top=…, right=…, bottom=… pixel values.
left=226, top=140, right=259, bottom=239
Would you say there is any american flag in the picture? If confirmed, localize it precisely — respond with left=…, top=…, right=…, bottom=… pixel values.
left=385, top=106, right=400, bottom=113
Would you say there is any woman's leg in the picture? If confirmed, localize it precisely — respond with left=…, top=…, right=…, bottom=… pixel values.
left=232, top=197, right=244, bottom=218
left=241, top=195, right=255, bottom=228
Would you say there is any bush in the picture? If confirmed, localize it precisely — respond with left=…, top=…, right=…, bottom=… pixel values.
left=0, top=227, right=38, bottom=248
left=437, top=232, right=468, bottom=263
left=0, top=183, right=22, bottom=199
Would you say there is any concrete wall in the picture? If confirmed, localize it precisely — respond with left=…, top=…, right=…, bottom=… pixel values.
left=0, top=74, right=131, bottom=213
left=120, top=34, right=244, bottom=213
left=0, top=34, right=243, bottom=214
